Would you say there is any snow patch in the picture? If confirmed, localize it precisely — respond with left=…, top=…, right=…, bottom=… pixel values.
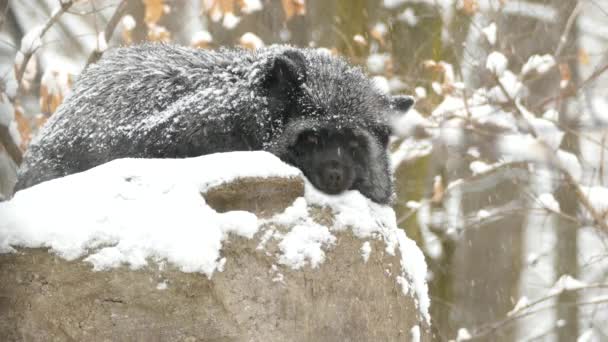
left=486, top=51, right=508, bottom=76
left=360, top=241, right=371, bottom=263
left=481, top=22, right=497, bottom=45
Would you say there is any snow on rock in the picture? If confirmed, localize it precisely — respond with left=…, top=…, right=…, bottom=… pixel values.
left=410, top=324, right=421, bottom=342
left=360, top=241, right=372, bottom=263
left=0, top=151, right=430, bottom=323
left=2, top=152, right=293, bottom=275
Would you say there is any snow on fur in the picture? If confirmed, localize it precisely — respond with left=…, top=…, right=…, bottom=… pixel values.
left=1, top=151, right=430, bottom=323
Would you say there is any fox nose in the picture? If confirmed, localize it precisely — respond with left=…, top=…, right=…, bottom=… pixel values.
left=321, top=162, right=347, bottom=194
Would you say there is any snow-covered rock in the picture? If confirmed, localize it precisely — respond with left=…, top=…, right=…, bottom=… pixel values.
left=0, top=151, right=431, bottom=340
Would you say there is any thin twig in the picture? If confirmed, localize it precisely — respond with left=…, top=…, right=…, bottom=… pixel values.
left=469, top=287, right=608, bottom=340
left=14, top=0, right=74, bottom=94
left=554, top=1, right=583, bottom=58
left=85, top=0, right=127, bottom=68
left=536, top=62, right=608, bottom=110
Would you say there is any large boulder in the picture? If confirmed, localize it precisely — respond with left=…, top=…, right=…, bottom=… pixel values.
left=0, top=151, right=431, bottom=341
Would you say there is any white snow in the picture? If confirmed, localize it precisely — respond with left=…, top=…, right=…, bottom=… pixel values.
left=122, top=15, right=136, bottom=30
left=241, top=0, right=263, bottom=14
left=360, top=241, right=371, bottom=263
left=191, top=30, right=213, bottom=45
left=469, top=160, right=492, bottom=175
left=222, top=13, right=241, bottom=30
left=383, top=0, right=407, bottom=9
left=481, top=22, right=497, bottom=45
left=486, top=51, right=508, bottom=76
left=1, top=152, right=297, bottom=276
left=410, top=324, right=421, bottom=342
left=391, top=108, right=433, bottom=138
left=240, top=32, right=265, bottom=49
left=0, top=98, right=15, bottom=126
left=456, top=327, right=472, bottom=341
left=556, top=149, right=582, bottom=181
left=277, top=223, right=336, bottom=269
left=398, top=8, right=419, bottom=26
left=579, top=186, right=608, bottom=214
left=507, top=296, right=530, bottom=316
left=20, top=25, right=44, bottom=54
left=96, top=32, right=108, bottom=52
left=367, top=53, right=390, bottom=74
left=537, top=193, right=560, bottom=212
left=414, top=86, right=427, bottom=99
left=0, top=151, right=430, bottom=323
left=521, top=54, right=555, bottom=76
left=549, top=274, right=587, bottom=296
left=372, top=76, right=390, bottom=94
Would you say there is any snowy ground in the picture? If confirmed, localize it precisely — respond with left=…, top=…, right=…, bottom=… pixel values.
left=0, top=151, right=430, bottom=323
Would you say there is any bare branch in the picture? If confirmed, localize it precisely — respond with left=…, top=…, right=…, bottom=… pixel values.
left=14, top=0, right=74, bottom=95
left=85, top=0, right=127, bottom=68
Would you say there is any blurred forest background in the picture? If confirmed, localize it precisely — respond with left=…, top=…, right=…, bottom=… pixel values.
left=2, top=0, right=608, bottom=341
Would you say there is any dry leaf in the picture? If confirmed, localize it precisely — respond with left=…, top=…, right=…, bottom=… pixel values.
left=281, top=0, right=305, bottom=21
left=14, top=106, right=31, bottom=150
left=559, top=63, right=571, bottom=89
left=144, top=0, right=164, bottom=25
left=459, top=0, right=479, bottom=15
left=431, top=175, right=444, bottom=204
left=40, top=69, right=72, bottom=116
left=578, top=48, right=590, bottom=66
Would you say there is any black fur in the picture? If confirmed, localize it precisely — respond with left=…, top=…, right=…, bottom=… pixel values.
left=15, top=44, right=414, bottom=203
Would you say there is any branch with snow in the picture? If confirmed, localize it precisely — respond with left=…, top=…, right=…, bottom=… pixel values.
left=85, top=1, right=127, bottom=67
left=14, top=0, right=74, bottom=94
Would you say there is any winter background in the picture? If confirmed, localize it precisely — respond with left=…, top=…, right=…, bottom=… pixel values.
left=1, top=0, right=608, bottom=341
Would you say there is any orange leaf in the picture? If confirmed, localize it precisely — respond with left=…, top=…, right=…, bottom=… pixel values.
left=578, top=48, right=590, bottom=66
left=459, top=0, right=479, bottom=15
left=14, top=106, right=32, bottom=150
left=143, top=0, right=164, bottom=25
left=281, top=0, right=305, bottom=21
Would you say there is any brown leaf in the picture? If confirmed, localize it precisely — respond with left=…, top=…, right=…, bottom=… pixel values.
left=143, top=0, right=164, bottom=25
left=459, top=0, right=479, bottom=15
left=281, top=0, right=305, bottom=21
left=578, top=48, right=590, bottom=66
left=431, top=175, right=444, bottom=204
left=14, top=106, right=31, bottom=150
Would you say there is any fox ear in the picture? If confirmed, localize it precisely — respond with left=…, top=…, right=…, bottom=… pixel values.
left=262, top=50, right=307, bottom=98
left=390, top=95, right=415, bottom=113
